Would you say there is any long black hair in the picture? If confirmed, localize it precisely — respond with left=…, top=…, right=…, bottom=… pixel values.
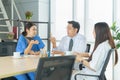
left=89, top=22, right=118, bottom=65
left=22, top=22, right=36, bottom=36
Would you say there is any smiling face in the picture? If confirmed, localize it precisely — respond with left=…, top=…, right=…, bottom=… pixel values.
left=26, top=25, right=37, bottom=37
left=67, top=24, right=78, bottom=37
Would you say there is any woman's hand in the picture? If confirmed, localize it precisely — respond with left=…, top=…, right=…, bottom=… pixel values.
left=35, top=51, right=40, bottom=55
left=29, top=51, right=40, bottom=55
left=30, top=40, right=39, bottom=45
left=29, top=50, right=35, bottom=55
left=73, top=52, right=83, bottom=62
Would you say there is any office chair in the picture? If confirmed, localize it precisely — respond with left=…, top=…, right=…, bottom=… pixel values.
left=75, top=48, right=114, bottom=80
left=79, top=44, right=91, bottom=70
left=35, top=55, right=76, bottom=80
left=85, top=44, right=91, bottom=53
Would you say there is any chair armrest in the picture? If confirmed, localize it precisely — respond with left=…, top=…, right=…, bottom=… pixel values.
left=79, top=64, right=85, bottom=70
left=74, top=73, right=99, bottom=80
left=79, top=58, right=88, bottom=70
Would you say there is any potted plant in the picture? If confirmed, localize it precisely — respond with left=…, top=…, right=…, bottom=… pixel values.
left=25, top=11, right=33, bottom=20
left=110, top=22, right=120, bottom=49
left=7, top=32, right=14, bottom=39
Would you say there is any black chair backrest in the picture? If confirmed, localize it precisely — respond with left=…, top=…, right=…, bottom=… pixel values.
left=35, top=55, right=76, bottom=80
left=85, top=44, right=91, bottom=52
left=79, top=44, right=91, bottom=70
left=99, top=48, right=114, bottom=79
left=0, top=42, right=17, bottom=56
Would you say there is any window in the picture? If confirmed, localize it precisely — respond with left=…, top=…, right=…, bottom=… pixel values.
left=85, top=0, right=112, bottom=42
left=76, top=0, right=85, bottom=35
left=54, top=0, right=73, bottom=40
left=86, top=0, right=113, bottom=80
left=114, top=0, right=120, bottom=80
left=51, top=0, right=118, bottom=80
left=116, top=0, right=120, bottom=26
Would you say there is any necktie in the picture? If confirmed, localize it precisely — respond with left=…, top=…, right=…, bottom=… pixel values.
left=69, top=39, right=73, bottom=51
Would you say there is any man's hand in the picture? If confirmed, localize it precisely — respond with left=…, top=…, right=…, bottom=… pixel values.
left=52, top=50, right=64, bottom=56
left=49, top=37, right=56, bottom=48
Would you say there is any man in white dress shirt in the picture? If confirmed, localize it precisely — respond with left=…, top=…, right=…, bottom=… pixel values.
left=50, top=21, right=86, bottom=56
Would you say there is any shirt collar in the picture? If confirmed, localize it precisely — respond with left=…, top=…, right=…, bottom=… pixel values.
left=68, top=33, right=78, bottom=40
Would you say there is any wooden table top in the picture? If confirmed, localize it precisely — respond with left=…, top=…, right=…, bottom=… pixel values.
left=0, top=55, right=40, bottom=79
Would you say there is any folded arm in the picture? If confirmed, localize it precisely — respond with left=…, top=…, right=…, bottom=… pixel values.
left=24, top=40, right=39, bottom=54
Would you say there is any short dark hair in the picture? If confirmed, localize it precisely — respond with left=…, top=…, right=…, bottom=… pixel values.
left=68, top=21, right=80, bottom=33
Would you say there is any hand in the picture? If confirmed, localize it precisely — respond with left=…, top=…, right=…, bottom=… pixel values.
left=73, top=52, right=83, bottom=62
left=49, top=37, right=56, bottom=45
left=52, top=50, right=64, bottom=56
left=30, top=40, right=39, bottom=45
left=29, top=50, right=35, bottom=55
left=29, top=51, right=40, bottom=55
left=49, top=37, right=57, bottom=48
left=73, top=52, right=79, bottom=56
left=34, top=51, right=40, bottom=55
left=76, top=55, right=83, bottom=62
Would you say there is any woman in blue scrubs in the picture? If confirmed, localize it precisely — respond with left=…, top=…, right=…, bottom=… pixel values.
left=15, top=22, right=45, bottom=80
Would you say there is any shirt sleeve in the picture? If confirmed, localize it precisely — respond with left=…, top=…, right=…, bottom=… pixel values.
left=35, top=35, right=45, bottom=49
left=16, top=35, right=26, bottom=55
left=53, top=36, right=67, bottom=51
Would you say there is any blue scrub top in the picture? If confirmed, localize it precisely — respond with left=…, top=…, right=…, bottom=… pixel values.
left=16, top=34, right=45, bottom=55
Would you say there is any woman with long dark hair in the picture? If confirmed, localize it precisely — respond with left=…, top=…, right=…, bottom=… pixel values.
left=71, top=22, right=118, bottom=80
left=15, top=22, right=45, bottom=80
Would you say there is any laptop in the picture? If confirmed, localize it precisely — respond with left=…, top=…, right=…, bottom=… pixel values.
left=35, top=55, right=75, bottom=80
